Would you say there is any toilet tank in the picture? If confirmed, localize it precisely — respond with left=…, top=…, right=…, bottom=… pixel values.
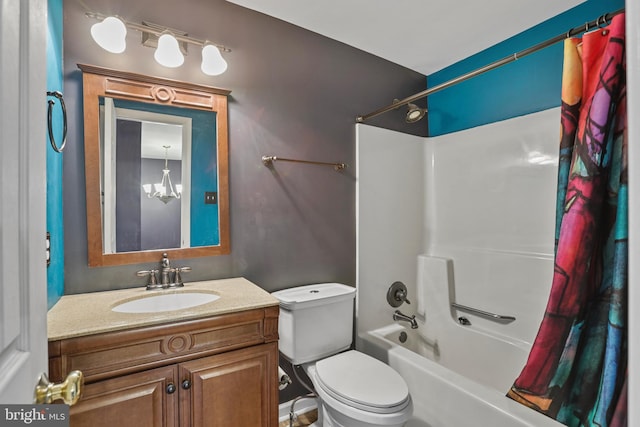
left=272, top=283, right=356, bottom=365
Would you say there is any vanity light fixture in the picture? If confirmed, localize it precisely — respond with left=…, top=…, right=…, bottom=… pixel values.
left=143, top=146, right=182, bottom=204
left=154, top=32, right=185, bottom=68
left=86, top=12, right=231, bottom=75
left=201, top=43, right=228, bottom=76
left=90, top=16, right=127, bottom=54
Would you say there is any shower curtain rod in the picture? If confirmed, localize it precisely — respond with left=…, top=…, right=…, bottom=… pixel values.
left=356, top=8, right=624, bottom=123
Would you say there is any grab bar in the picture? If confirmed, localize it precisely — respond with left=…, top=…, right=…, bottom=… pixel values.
left=451, top=302, right=516, bottom=323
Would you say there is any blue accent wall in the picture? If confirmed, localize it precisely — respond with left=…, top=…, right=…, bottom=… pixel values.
left=190, top=113, right=219, bottom=247
left=428, top=0, right=624, bottom=136
left=47, top=0, right=64, bottom=309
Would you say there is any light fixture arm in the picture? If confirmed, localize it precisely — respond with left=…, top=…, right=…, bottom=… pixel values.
left=85, top=12, right=232, bottom=53
left=143, top=145, right=181, bottom=204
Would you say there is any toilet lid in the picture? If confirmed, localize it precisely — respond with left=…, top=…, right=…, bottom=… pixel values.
left=315, top=351, right=409, bottom=410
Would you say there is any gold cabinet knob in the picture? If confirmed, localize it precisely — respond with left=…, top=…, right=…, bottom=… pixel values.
left=34, top=370, right=84, bottom=406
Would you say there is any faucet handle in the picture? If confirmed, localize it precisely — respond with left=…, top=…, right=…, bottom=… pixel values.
left=137, top=269, right=160, bottom=289
left=395, top=289, right=411, bottom=305
left=174, top=266, right=191, bottom=287
left=387, top=281, right=411, bottom=307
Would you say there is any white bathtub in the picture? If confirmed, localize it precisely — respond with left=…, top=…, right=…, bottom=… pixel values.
left=356, top=112, right=564, bottom=426
left=358, top=323, right=561, bottom=427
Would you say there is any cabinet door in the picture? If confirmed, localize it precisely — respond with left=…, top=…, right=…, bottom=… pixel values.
left=70, top=365, right=179, bottom=427
left=180, top=342, right=278, bottom=427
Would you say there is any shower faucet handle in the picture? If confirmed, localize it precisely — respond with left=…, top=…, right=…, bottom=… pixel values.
left=386, top=281, right=411, bottom=307
left=396, top=289, right=411, bottom=305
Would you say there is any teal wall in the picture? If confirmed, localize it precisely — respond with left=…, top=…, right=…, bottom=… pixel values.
left=428, top=0, right=625, bottom=136
left=189, top=111, right=219, bottom=247
left=47, top=0, right=64, bottom=309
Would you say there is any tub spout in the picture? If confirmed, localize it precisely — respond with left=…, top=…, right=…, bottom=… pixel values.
left=393, top=310, right=418, bottom=329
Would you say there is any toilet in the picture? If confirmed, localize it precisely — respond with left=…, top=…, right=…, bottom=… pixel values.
left=272, top=283, right=413, bottom=427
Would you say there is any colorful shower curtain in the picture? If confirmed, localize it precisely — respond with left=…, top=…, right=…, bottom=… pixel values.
left=507, top=13, right=627, bottom=427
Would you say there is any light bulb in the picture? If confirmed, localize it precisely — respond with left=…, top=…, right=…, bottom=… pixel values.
left=175, top=184, right=183, bottom=194
left=90, top=16, right=127, bottom=54
left=142, top=184, right=152, bottom=195
left=201, top=44, right=228, bottom=76
left=154, top=33, right=184, bottom=68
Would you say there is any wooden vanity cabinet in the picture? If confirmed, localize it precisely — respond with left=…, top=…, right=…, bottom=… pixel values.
left=48, top=307, right=279, bottom=427
left=68, top=365, right=179, bottom=427
left=180, top=344, right=276, bottom=426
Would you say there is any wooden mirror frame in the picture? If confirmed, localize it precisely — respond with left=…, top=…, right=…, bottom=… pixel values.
left=79, top=64, right=231, bottom=267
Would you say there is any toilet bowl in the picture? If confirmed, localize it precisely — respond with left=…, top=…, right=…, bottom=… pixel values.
left=305, top=351, right=413, bottom=427
left=272, top=283, right=413, bottom=427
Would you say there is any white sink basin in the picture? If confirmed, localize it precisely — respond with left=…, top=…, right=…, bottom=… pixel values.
left=112, top=292, right=220, bottom=313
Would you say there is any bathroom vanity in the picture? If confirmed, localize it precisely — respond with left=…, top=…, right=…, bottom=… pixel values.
left=47, top=278, right=279, bottom=427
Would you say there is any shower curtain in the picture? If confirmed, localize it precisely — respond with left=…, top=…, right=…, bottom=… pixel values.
left=507, top=13, right=627, bottom=427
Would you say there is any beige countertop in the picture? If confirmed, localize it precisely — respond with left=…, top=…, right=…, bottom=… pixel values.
left=48, top=277, right=279, bottom=341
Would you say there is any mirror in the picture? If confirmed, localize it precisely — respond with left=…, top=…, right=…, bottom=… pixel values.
left=80, top=64, right=230, bottom=266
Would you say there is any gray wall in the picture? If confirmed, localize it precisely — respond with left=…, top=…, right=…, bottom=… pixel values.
left=63, top=0, right=427, bottom=295
left=115, top=119, right=142, bottom=252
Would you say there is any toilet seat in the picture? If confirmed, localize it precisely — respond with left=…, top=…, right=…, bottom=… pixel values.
left=313, top=351, right=410, bottom=414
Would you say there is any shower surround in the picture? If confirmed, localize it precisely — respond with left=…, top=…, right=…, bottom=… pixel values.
left=356, top=108, right=562, bottom=426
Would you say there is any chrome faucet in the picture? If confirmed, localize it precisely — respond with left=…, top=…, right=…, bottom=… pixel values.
left=393, top=310, right=418, bottom=329
left=137, top=253, right=190, bottom=290
left=160, top=253, right=172, bottom=286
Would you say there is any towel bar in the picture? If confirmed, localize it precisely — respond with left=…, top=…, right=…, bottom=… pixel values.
left=262, top=155, right=347, bottom=171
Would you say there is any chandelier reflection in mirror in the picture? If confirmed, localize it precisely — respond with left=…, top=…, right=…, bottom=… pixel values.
left=143, top=145, right=182, bottom=204
left=87, top=12, right=229, bottom=76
